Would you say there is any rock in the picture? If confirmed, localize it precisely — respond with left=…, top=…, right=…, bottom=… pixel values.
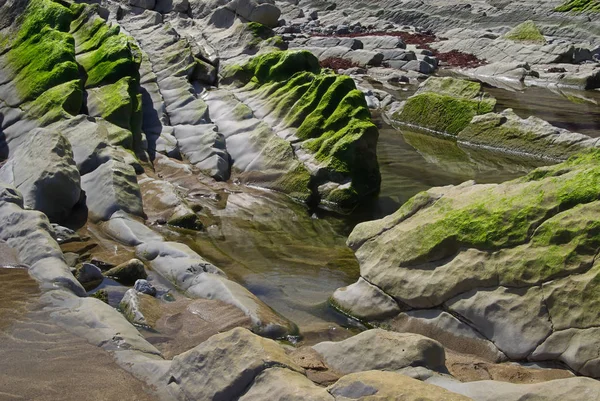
left=104, top=258, right=148, bottom=285
left=129, top=0, right=156, bottom=10
left=340, top=151, right=600, bottom=376
left=428, top=376, right=600, bottom=401
left=312, top=329, right=446, bottom=375
left=239, top=367, right=333, bottom=401
left=168, top=328, right=302, bottom=401
left=447, top=286, right=553, bottom=360
left=328, top=371, right=471, bottom=401
left=392, top=77, right=496, bottom=135
left=225, top=0, right=281, bottom=28
left=51, top=224, right=84, bottom=244
left=172, top=124, right=230, bottom=181
left=383, top=310, right=505, bottom=363
left=120, top=288, right=151, bottom=326
left=331, top=277, right=401, bottom=321
left=402, top=59, right=435, bottom=74
left=457, top=109, right=599, bottom=161
left=134, top=279, right=157, bottom=296
left=0, top=129, right=81, bottom=222
left=80, top=160, right=145, bottom=222
left=504, top=20, right=546, bottom=44
left=76, top=263, right=104, bottom=290
left=101, top=213, right=163, bottom=246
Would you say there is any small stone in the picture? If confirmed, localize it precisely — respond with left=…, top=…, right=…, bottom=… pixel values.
left=104, top=258, right=147, bottom=285
left=76, top=263, right=104, bottom=290
left=134, top=279, right=157, bottom=296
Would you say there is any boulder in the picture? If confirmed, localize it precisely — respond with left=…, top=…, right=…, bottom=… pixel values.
left=328, top=371, right=471, bottom=401
left=134, top=279, right=157, bottom=296
left=80, top=160, right=144, bottom=222
left=339, top=151, right=600, bottom=377
left=458, top=109, right=599, bottom=161
left=225, top=0, right=281, bottom=27
left=104, top=258, right=148, bottom=285
left=75, top=263, right=104, bottom=290
left=331, top=277, right=401, bottom=321
left=312, top=329, right=446, bottom=375
left=392, top=77, right=496, bottom=135
left=239, top=368, right=333, bottom=401
left=168, top=328, right=302, bottom=401
left=428, top=376, right=600, bottom=401
left=0, top=128, right=81, bottom=222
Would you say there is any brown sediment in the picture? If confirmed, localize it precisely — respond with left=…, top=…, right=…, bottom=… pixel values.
left=320, top=57, right=360, bottom=70
left=0, top=268, right=158, bottom=401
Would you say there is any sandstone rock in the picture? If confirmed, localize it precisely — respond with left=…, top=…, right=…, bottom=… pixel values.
left=331, top=277, right=401, bottom=321
left=0, top=128, right=81, bottom=222
left=239, top=367, right=334, bottom=401
left=328, top=371, right=472, bottom=401
left=458, top=109, right=599, bottom=161
left=101, top=213, right=163, bottom=246
left=383, top=309, right=505, bottom=363
left=168, top=328, right=302, bottom=401
left=81, top=160, right=144, bottom=222
left=428, top=376, right=600, bottom=401
left=392, top=77, right=496, bottom=135
left=447, top=286, right=553, bottom=360
left=104, top=258, right=148, bottom=285
left=312, top=329, right=446, bottom=375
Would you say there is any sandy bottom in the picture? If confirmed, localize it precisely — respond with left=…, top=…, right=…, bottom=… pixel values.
left=0, top=268, right=157, bottom=401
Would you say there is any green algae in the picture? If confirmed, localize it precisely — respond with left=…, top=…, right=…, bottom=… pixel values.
left=555, top=0, right=600, bottom=12
left=24, top=80, right=82, bottom=124
left=233, top=50, right=380, bottom=207
left=393, top=77, right=496, bottom=136
left=504, top=21, right=546, bottom=44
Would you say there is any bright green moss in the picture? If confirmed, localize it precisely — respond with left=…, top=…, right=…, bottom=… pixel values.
left=247, top=22, right=273, bottom=39
left=87, top=76, right=139, bottom=132
left=273, top=163, right=313, bottom=201
left=233, top=50, right=381, bottom=207
left=418, top=76, right=483, bottom=99
left=14, top=0, right=74, bottom=46
left=504, top=21, right=546, bottom=44
left=77, top=34, right=141, bottom=88
left=24, top=80, right=82, bottom=124
left=555, top=0, right=600, bottom=12
left=8, top=22, right=79, bottom=102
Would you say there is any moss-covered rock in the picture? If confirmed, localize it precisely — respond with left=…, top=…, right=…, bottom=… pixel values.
left=392, top=77, right=496, bottom=136
left=5, top=0, right=80, bottom=104
left=458, top=109, right=599, bottom=161
left=504, top=21, right=547, bottom=44
left=23, top=79, right=83, bottom=124
left=555, top=0, right=600, bottom=12
left=230, top=50, right=380, bottom=209
left=342, top=149, right=600, bottom=376
left=86, top=76, right=142, bottom=132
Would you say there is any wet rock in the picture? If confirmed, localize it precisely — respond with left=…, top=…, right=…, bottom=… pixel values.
left=403, top=59, right=435, bottom=74
left=104, top=258, right=148, bottom=285
left=80, top=160, right=145, bottom=222
left=129, top=0, right=156, bottom=10
left=101, top=213, right=163, bottom=246
left=167, top=328, right=302, bottom=401
left=134, top=279, right=157, bottom=296
left=458, top=109, right=599, bottom=161
left=225, top=0, right=281, bottom=28
left=328, top=371, right=471, bottom=401
left=312, top=329, right=446, bottom=375
left=76, top=263, right=104, bottom=290
left=331, top=277, right=401, bottom=321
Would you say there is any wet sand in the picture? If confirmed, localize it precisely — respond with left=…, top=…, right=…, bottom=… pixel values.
left=0, top=268, right=157, bottom=401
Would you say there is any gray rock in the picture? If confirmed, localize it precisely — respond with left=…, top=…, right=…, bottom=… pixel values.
left=0, top=128, right=81, bottom=222
left=331, top=277, right=401, bottom=321
left=134, top=279, right=157, bottom=296
left=403, top=59, right=435, bottom=74
left=312, top=329, right=446, bottom=375
left=80, top=160, right=144, bottom=222
left=120, top=288, right=149, bottom=326
left=168, top=328, right=302, bottom=401
left=101, top=213, right=163, bottom=246
left=447, top=286, right=552, bottom=360
left=129, top=0, right=156, bottom=10
left=76, top=263, right=104, bottom=289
